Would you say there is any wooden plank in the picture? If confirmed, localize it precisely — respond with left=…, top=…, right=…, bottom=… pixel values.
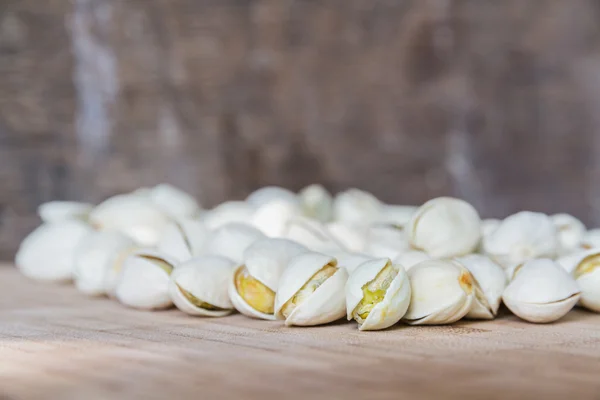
left=1, top=265, right=599, bottom=399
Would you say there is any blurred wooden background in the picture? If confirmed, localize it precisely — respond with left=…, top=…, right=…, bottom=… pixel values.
left=1, top=0, right=600, bottom=259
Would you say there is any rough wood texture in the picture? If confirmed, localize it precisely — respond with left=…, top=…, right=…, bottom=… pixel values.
left=2, top=0, right=600, bottom=258
left=1, top=266, right=600, bottom=399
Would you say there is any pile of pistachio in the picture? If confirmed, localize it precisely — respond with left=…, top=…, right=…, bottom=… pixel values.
left=15, top=184, right=600, bottom=331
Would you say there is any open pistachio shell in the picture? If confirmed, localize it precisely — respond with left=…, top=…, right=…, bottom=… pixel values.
left=502, top=259, right=580, bottom=323
left=115, top=250, right=177, bottom=310
left=580, top=229, right=600, bottom=250
left=228, top=238, right=308, bottom=320
left=284, top=217, right=345, bottom=253
left=326, top=222, right=368, bottom=253
left=345, top=258, right=411, bottom=331
left=557, top=249, right=600, bottom=312
left=37, top=201, right=94, bottom=223
left=299, top=184, right=333, bottom=222
left=403, top=260, right=475, bottom=325
left=157, top=219, right=209, bottom=263
left=169, top=255, right=236, bottom=317
left=393, top=250, right=431, bottom=272
left=274, top=252, right=348, bottom=326
left=90, top=194, right=171, bottom=246
left=552, top=214, right=586, bottom=256
left=333, top=189, right=383, bottom=226
left=202, top=201, right=256, bottom=230
left=104, top=246, right=141, bottom=298
left=407, top=197, right=481, bottom=258
left=363, top=225, right=410, bottom=259
left=251, top=199, right=302, bottom=237
left=149, top=183, right=200, bottom=219
left=73, top=231, right=136, bottom=296
left=246, top=186, right=298, bottom=208
left=16, top=220, right=93, bottom=282
left=201, top=223, right=266, bottom=263
left=482, top=211, right=558, bottom=268
left=455, top=254, right=506, bottom=318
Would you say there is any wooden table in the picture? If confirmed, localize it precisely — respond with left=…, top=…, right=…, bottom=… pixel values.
left=1, top=265, right=599, bottom=400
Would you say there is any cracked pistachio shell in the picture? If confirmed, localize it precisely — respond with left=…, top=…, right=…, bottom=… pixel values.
left=251, top=199, right=303, bottom=237
left=345, top=258, right=411, bottom=331
left=104, top=246, right=141, bottom=298
left=455, top=254, right=506, bottom=319
left=149, top=183, right=201, bottom=219
left=274, top=252, right=348, bottom=326
left=557, top=249, right=600, bottom=312
left=552, top=214, right=586, bottom=256
left=326, top=222, right=368, bottom=253
left=157, top=219, right=209, bottom=263
left=246, top=186, right=298, bottom=208
left=407, top=197, right=481, bottom=258
left=333, top=189, right=383, bottom=226
left=284, top=217, right=345, bottom=253
left=376, top=205, right=418, bottom=227
left=327, top=251, right=373, bottom=274
left=201, top=223, right=266, bottom=263
left=73, top=231, right=136, bottom=296
left=202, top=201, right=256, bottom=230
left=228, top=238, right=308, bottom=320
left=37, top=201, right=94, bottom=223
left=89, top=194, right=171, bottom=247
left=393, top=250, right=431, bottom=272
left=299, top=184, right=333, bottom=222
left=482, top=211, right=558, bottom=268
left=169, top=255, right=236, bottom=317
left=502, top=259, right=580, bottom=323
left=403, top=260, right=475, bottom=325
left=363, top=225, right=410, bottom=259
left=115, top=250, right=177, bottom=310
left=580, top=229, right=600, bottom=250
left=16, top=220, right=93, bottom=282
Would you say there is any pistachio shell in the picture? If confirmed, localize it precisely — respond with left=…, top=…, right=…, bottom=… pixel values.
left=403, top=260, right=475, bottom=325
left=251, top=199, right=302, bottom=237
left=202, top=201, right=256, bottom=230
left=157, top=219, right=209, bottom=263
left=274, top=252, right=348, bottom=326
left=455, top=254, right=506, bottom=317
left=326, top=222, right=368, bottom=253
left=169, top=255, right=236, bottom=316
left=580, top=229, right=600, bottom=250
left=502, top=259, right=580, bottom=323
left=73, top=231, right=136, bottom=296
left=246, top=186, right=298, bottom=208
left=90, top=194, right=171, bottom=246
left=16, top=220, right=93, bottom=282
left=482, top=211, right=558, bottom=268
left=393, top=250, right=431, bottom=272
left=376, top=205, right=418, bottom=227
left=363, top=225, right=410, bottom=259
left=333, top=189, right=383, bottom=226
left=149, top=183, right=200, bottom=219
left=284, top=217, right=345, bottom=253
left=37, top=201, right=94, bottom=223
left=345, top=258, right=411, bottom=331
left=407, top=197, right=481, bottom=258
left=104, top=246, right=141, bottom=298
left=299, top=184, right=333, bottom=222
left=115, top=250, right=177, bottom=310
left=557, top=249, right=600, bottom=312
left=202, top=223, right=266, bottom=263
left=481, top=219, right=501, bottom=238
left=552, top=213, right=586, bottom=255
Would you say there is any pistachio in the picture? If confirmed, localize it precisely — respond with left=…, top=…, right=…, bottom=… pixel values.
left=299, top=184, right=333, bottom=222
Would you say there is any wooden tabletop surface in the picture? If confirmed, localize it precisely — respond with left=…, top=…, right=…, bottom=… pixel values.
left=1, top=264, right=600, bottom=400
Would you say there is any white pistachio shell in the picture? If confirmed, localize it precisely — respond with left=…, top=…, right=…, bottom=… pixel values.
left=482, top=211, right=558, bottom=268
left=557, top=249, right=600, bottom=312
left=327, top=251, right=373, bottom=274
left=326, top=222, right=368, bottom=253
left=104, top=246, right=141, bottom=298
left=502, top=259, right=580, bottom=323
left=363, top=225, right=410, bottom=259
left=202, top=201, right=256, bottom=230
left=157, top=219, right=209, bottom=263
left=73, top=231, right=136, bottom=296
left=284, top=217, right=345, bottom=253
left=246, top=186, right=298, bottom=208
left=551, top=213, right=586, bottom=255
left=455, top=254, right=506, bottom=319
left=251, top=199, right=302, bottom=237
left=149, top=183, right=200, bottom=219
left=274, top=252, right=348, bottom=326
left=37, top=201, right=94, bottom=223
left=16, top=220, right=93, bottom=282
left=376, top=205, right=418, bottom=227
left=89, top=194, right=171, bottom=246
left=580, top=229, right=600, bottom=250
left=393, top=250, right=431, bottom=272
left=202, top=223, right=266, bottom=263
left=345, top=258, right=411, bottom=331
left=228, top=238, right=308, bottom=320
left=407, top=197, right=481, bottom=258
left=481, top=219, right=501, bottom=238
left=299, top=184, right=333, bottom=222
left=403, top=260, right=475, bottom=325
left=169, top=255, right=236, bottom=316
left=115, top=250, right=177, bottom=310
left=333, top=189, right=383, bottom=226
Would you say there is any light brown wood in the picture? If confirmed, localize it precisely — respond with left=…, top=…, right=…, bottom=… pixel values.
left=1, top=264, right=599, bottom=400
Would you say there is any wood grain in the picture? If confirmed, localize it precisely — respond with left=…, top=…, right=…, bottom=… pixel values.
left=1, top=265, right=599, bottom=400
